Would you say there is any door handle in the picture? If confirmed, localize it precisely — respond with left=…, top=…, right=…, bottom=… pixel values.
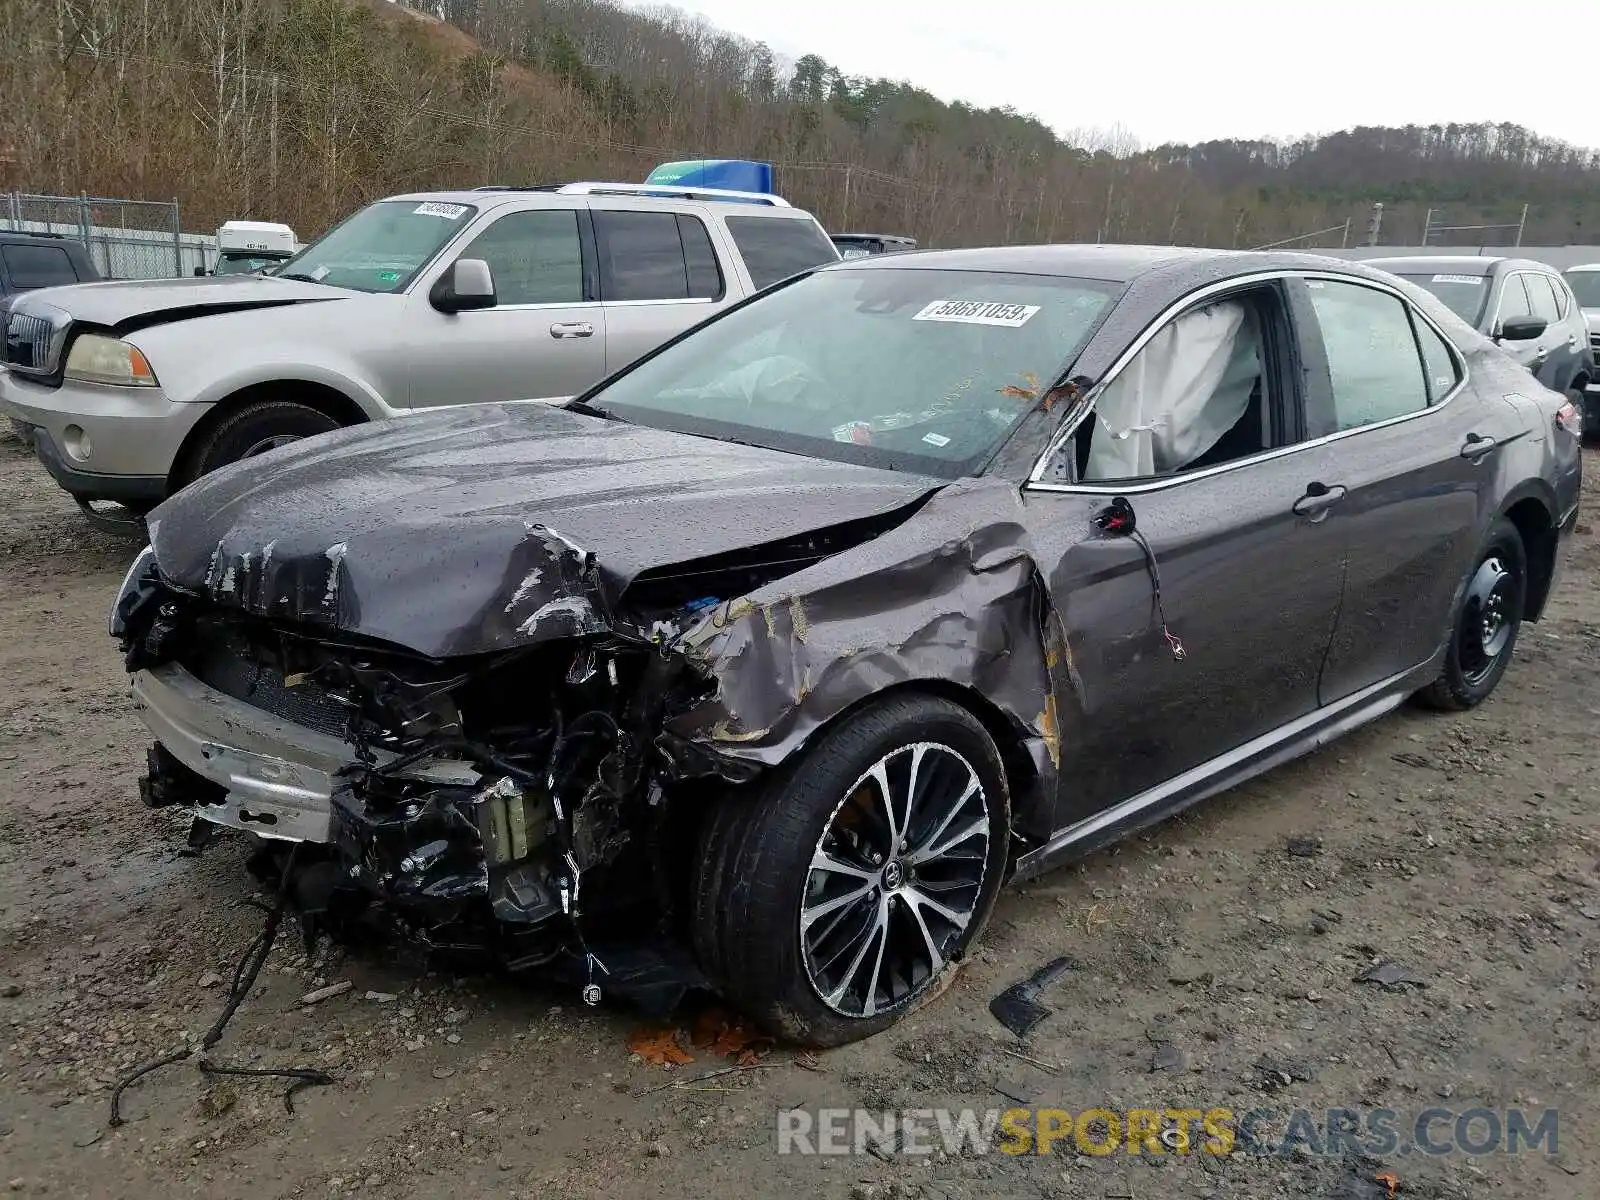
left=1292, top=482, right=1346, bottom=519
left=1460, top=432, right=1498, bottom=461
left=549, top=321, right=594, bottom=339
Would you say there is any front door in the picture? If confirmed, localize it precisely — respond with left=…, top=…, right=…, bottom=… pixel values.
left=401, top=206, right=607, bottom=408
left=1024, top=281, right=1347, bottom=825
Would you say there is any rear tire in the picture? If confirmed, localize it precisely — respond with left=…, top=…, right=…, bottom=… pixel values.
left=185, top=400, right=340, bottom=483
left=1415, top=517, right=1526, bottom=711
left=693, top=693, right=1010, bottom=1048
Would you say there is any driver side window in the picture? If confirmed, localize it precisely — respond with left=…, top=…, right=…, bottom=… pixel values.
left=1076, top=287, right=1281, bottom=483
left=458, top=209, right=584, bottom=306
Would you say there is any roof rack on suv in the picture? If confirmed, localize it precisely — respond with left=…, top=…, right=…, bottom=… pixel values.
left=558, top=182, right=791, bottom=207
left=468, top=181, right=791, bottom=206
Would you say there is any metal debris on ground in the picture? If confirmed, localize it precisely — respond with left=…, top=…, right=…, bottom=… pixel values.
left=988, top=955, right=1080, bottom=1037
left=1354, top=962, right=1429, bottom=991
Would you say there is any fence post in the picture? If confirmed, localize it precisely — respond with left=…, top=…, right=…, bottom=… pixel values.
left=1421, top=208, right=1433, bottom=245
left=77, top=193, right=92, bottom=252
left=170, top=198, right=183, bottom=278
left=1514, top=203, right=1528, bottom=248
left=1341, top=217, right=1351, bottom=248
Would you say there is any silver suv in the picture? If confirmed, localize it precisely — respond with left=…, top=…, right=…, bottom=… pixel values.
left=0, top=182, right=838, bottom=524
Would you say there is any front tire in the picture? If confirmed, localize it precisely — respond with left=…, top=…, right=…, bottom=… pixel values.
left=693, top=693, right=1011, bottom=1047
left=1416, top=517, right=1527, bottom=711
left=186, top=400, right=340, bottom=482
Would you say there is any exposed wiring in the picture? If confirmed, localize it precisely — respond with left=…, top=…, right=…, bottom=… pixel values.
left=1128, top=528, right=1186, bottom=661
left=108, top=844, right=335, bottom=1128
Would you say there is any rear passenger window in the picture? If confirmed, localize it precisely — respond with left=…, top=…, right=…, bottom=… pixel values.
left=1415, top=318, right=1461, bottom=403
left=595, top=211, right=689, bottom=302
left=724, top=217, right=838, bottom=289
left=1307, top=280, right=1430, bottom=431
left=677, top=215, right=723, bottom=300
left=3, top=244, right=79, bottom=290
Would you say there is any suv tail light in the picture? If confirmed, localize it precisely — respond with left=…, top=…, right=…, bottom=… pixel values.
left=1555, top=400, right=1582, bottom=438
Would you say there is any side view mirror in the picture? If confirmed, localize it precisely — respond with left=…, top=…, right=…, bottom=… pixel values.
left=430, top=258, right=496, bottom=313
left=1497, top=315, right=1546, bottom=342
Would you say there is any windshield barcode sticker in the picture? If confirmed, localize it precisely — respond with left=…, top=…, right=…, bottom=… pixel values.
left=414, top=202, right=469, bottom=219
left=1431, top=274, right=1483, bottom=285
left=913, top=300, right=1040, bottom=327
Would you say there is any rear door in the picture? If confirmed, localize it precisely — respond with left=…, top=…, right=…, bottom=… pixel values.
left=401, top=204, right=607, bottom=408
left=1295, top=274, right=1521, bottom=703
left=591, top=206, right=728, bottom=375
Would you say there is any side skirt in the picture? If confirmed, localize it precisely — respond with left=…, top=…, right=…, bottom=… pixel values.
left=1011, top=656, right=1442, bottom=883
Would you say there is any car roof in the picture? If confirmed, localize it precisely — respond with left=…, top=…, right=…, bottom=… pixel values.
left=380, top=187, right=817, bottom=217
left=1364, top=255, right=1556, bottom=276
left=1566, top=262, right=1600, bottom=274
left=822, top=243, right=1432, bottom=285
left=0, top=231, right=85, bottom=249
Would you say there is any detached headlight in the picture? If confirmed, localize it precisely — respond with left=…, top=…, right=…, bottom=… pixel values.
left=64, top=334, right=158, bottom=387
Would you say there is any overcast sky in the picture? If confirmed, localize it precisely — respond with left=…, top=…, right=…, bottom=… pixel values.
left=627, top=0, right=1598, bottom=150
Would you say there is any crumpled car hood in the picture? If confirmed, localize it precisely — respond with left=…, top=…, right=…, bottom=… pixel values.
left=147, top=402, right=941, bottom=657
left=12, top=274, right=346, bottom=331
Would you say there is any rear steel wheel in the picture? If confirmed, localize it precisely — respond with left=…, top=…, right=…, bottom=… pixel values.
left=1416, top=517, right=1527, bottom=711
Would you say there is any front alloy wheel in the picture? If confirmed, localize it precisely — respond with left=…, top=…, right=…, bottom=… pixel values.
left=693, top=694, right=1011, bottom=1047
left=802, top=742, right=991, bottom=1019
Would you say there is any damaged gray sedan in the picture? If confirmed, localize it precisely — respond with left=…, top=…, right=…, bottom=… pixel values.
left=111, top=246, right=1583, bottom=1046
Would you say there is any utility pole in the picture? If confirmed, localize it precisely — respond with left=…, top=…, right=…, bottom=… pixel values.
left=1365, top=201, right=1384, bottom=247
left=269, top=73, right=280, bottom=209
left=841, top=165, right=851, bottom=230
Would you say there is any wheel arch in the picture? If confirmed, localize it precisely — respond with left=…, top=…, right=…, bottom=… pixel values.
left=168, top=379, right=371, bottom=491
left=1498, top=485, right=1558, bottom=622
left=764, top=676, right=1050, bottom=850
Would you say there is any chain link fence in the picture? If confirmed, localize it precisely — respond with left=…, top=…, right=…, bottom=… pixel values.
left=1, top=192, right=209, bottom=279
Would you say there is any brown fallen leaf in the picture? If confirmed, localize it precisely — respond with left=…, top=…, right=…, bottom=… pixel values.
left=627, top=1028, right=694, bottom=1067
left=1375, top=1171, right=1399, bottom=1199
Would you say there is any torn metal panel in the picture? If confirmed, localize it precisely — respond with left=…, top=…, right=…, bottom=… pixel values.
left=665, top=477, right=1064, bottom=839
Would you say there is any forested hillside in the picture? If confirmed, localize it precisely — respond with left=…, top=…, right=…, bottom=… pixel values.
left=6, top=0, right=1600, bottom=247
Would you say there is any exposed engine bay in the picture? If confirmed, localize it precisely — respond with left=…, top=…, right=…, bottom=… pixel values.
left=110, top=507, right=934, bottom=1012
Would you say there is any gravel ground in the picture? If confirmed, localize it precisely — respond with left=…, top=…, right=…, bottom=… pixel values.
left=1, top=430, right=1597, bottom=1200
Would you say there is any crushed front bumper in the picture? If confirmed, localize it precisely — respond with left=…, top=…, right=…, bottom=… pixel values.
left=132, top=661, right=477, bottom=844
left=132, top=662, right=359, bottom=842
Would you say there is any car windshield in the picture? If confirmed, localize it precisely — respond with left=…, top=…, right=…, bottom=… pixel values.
left=583, top=268, right=1119, bottom=478
left=215, top=255, right=288, bottom=276
left=1393, top=271, right=1490, bottom=325
left=1566, top=270, right=1600, bottom=308
left=275, top=199, right=477, bottom=293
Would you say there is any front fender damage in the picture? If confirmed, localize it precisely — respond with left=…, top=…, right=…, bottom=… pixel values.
left=661, top=478, right=1065, bottom=842
left=123, top=478, right=1065, bottom=1013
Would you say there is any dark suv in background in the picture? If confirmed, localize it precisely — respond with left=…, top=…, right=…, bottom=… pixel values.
left=1367, top=256, right=1592, bottom=408
left=0, top=231, right=99, bottom=300
left=2, top=232, right=101, bottom=447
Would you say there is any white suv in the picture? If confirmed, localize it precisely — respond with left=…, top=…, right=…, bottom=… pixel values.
left=0, top=181, right=839, bottom=525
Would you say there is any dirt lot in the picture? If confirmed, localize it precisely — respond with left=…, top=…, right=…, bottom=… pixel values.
left=1, top=432, right=1597, bottom=1200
